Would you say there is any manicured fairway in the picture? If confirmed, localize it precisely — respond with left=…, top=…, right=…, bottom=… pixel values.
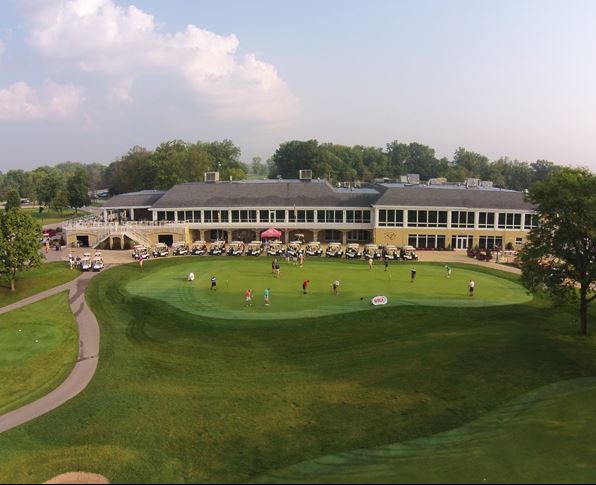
left=24, top=207, right=89, bottom=226
left=0, top=262, right=79, bottom=308
left=255, top=377, right=596, bottom=483
left=126, top=257, right=531, bottom=319
left=0, top=292, right=78, bottom=415
left=0, top=259, right=594, bottom=484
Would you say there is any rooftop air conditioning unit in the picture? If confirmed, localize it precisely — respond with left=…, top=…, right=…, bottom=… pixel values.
left=479, top=180, right=494, bottom=188
left=465, top=178, right=480, bottom=188
left=299, top=169, right=312, bottom=181
left=204, top=172, right=219, bottom=183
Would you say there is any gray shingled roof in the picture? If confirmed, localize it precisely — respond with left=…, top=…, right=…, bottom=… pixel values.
left=150, top=180, right=379, bottom=208
left=374, top=185, right=534, bottom=210
left=103, top=190, right=166, bottom=208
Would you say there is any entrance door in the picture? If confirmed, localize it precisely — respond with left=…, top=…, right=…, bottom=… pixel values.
left=453, top=235, right=472, bottom=249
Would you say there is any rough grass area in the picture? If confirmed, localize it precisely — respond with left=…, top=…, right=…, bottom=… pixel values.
left=0, top=259, right=594, bottom=483
left=0, top=292, right=78, bottom=415
left=0, top=262, right=79, bottom=308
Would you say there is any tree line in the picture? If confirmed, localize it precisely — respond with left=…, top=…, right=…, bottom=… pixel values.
left=0, top=138, right=576, bottom=203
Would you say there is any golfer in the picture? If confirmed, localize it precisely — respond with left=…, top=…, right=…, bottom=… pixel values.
left=332, top=280, right=340, bottom=295
left=245, top=289, right=253, bottom=306
left=302, top=279, right=310, bottom=294
left=468, top=279, right=475, bottom=296
left=264, top=287, right=270, bottom=306
left=445, top=265, right=452, bottom=278
left=384, top=256, right=389, bottom=272
left=368, top=257, right=373, bottom=271
left=410, top=267, right=416, bottom=282
left=210, top=275, right=217, bottom=290
left=188, top=272, right=195, bottom=282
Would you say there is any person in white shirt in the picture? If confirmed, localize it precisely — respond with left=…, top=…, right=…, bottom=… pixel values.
left=188, top=272, right=195, bottom=282
left=468, top=279, right=475, bottom=296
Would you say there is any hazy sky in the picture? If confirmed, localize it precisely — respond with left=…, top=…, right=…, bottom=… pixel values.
left=1, top=0, right=595, bottom=172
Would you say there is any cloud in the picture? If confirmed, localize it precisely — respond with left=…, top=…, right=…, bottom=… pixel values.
left=0, top=80, right=83, bottom=121
left=26, top=0, right=299, bottom=121
left=0, top=39, right=4, bottom=57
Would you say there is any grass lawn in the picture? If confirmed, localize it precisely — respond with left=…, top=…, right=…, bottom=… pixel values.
left=24, top=207, right=89, bottom=226
left=0, top=262, right=80, bottom=308
left=0, top=292, right=79, bottom=415
left=0, top=258, right=594, bottom=483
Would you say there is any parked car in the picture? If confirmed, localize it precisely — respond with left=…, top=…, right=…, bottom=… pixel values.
left=305, top=241, right=322, bottom=257
left=400, top=245, right=418, bottom=261
left=208, top=240, right=226, bottom=255
left=92, top=257, right=104, bottom=271
left=152, top=243, right=169, bottom=257
left=132, top=244, right=149, bottom=260
left=345, top=243, right=362, bottom=259
left=191, top=240, right=207, bottom=255
left=246, top=241, right=263, bottom=256
left=266, top=241, right=284, bottom=256
left=172, top=241, right=189, bottom=256
left=363, top=244, right=381, bottom=260
left=325, top=242, right=344, bottom=258
left=227, top=241, right=245, bottom=256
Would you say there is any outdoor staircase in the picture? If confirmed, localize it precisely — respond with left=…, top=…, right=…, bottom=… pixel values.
left=91, top=224, right=152, bottom=248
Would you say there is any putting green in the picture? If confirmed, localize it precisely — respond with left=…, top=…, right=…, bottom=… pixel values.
left=125, top=258, right=531, bottom=320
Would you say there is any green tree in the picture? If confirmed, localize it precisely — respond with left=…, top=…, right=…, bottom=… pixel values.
left=251, top=156, right=267, bottom=177
left=0, top=209, right=44, bottom=292
left=520, top=168, right=596, bottom=335
left=50, top=189, right=70, bottom=214
left=36, top=169, right=65, bottom=207
left=67, top=168, right=91, bottom=213
left=5, top=188, right=21, bottom=211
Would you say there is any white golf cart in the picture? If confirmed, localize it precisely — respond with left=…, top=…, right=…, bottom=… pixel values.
left=191, top=240, right=207, bottom=256
left=286, top=241, right=303, bottom=257
left=227, top=241, right=245, bottom=256
left=305, top=241, right=322, bottom=257
left=325, top=242, right=344, bottom=258
left=208, top=240, right=226, bottom=255
left=400, top=245, right=418, bottom=261
left=383, top=244, right=399, bottom=260
left=172, top=241, right=189, bottom=256
left=92, top=256, right=104, bottom=272
left=152, top=242, right=169, bottom=257
left=132, top=244, right=149, bottom=260
left=266, top=241, right=284, bottom=257
left=246, top=241, right=263, bottom=256
left=363, top=244, right=381, bottom=260
left=80, top=253, right=92, bottom=271
left=345, top=243, right=362, bottom=259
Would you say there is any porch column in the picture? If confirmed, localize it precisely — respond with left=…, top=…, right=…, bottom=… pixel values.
left=341, top=230, right=348, bottom=245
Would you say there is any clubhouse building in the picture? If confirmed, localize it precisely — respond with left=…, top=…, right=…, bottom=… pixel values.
left=65, top=172, right=536, bottom=251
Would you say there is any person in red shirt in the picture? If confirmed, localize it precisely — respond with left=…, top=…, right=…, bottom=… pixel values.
left=245, top=289, right=253, bottom=306
left=302, top=279, right=310, bottom=295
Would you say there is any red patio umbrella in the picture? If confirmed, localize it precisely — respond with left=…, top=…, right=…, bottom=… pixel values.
left=261, top=228, right=282, bottom=239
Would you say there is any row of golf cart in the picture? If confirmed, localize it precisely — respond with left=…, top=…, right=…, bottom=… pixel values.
left=78, top=251, right=105, bottom=271
left=130, top=240, right=418, bottom=261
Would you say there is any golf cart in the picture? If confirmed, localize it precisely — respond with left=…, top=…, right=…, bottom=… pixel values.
left=325, top=242, right=344, bottom=258
left=400, top=245, right=418, bottom=261
left=92, top=256, right=104, bottom=272
left=208, top=240, right=226, bottom=255
left=363, top=244, right=381, bottom=260
left=80, top=253, right=92, bottom=271
left=383, top=244, right=399, bottom=260
left=266, top=241, right=284, bottom=257
left=246, top=241, right=263, bottom=256
left=132, top=244, right=149, bottom=261
left=286, top=241, right=303, bottom=257
left=172, top=241, right=189, bottom=256
left=227, top=241, right=245, bottom=256
left=345, top=243, right=362, bottom=259
left=191, top=240, right=207, bottom=256
left=305, top=241, right=322, bottom=257
left=152, top=242, right=169, bottom=257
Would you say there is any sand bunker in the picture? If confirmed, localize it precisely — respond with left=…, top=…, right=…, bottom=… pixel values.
left=44, top=472, right=109, bottom=484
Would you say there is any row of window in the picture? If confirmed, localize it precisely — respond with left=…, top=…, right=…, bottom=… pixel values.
left=379, top=210, right=538, bottom=229
left=406, top=234, right=523, bottom=250
left=156, top=209, right=372, bottom=224
left=205, top=229, right=372, bottom=243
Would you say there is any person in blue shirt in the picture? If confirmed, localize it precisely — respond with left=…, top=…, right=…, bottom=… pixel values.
left=210, top=275, right=217, bottom=291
